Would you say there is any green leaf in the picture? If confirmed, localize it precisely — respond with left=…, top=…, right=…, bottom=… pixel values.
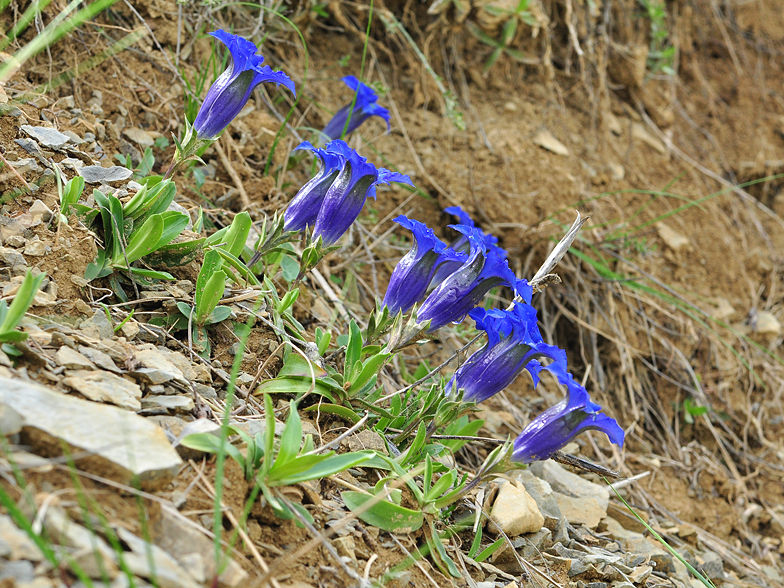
left=269, top=451, right=373, bottom=487
left=348, top=352, right=391, bottom=394
left=425, top=470, right=456, bottom=502
left=204, top=306, right=231, bottom=325
left=126, top=267, right=175, bottom=280
left=302, top=403, right=361, bottom=424
left=400, top=422, right=427, bottom=466
left=278, top=289, right=299, bottom=313
left=180, top=433, right=245, bottom=470
left=275, top=400, right=302, bottom=467
left=280, top=254, right=299, bottom=282
left=475, top=537, right=505, bottom=563
left=276, top=353, right=329, bottom=379
left=155, top=211, right=190, bottom=249
left=222, top=211, right=252, bottom=259
left=213, top=247, right=261, bottom=286
left=429, top=523, right=462, bottom=577
left=341, top=491, right=424, bottom=533
left=0, top=270, right=43, bottom=336
left=61, top=176, right=84, bottom=217
left=255, top=378, right=336, bottom=402
left=195, top=271, right=226, bottom=325
left=468, top=525, right=483, bottom=559
left=119, top=214, right=163, bottom=265
left=345, top=320, right=362, bottom=373
left=142, top=238, right=205, bottom=268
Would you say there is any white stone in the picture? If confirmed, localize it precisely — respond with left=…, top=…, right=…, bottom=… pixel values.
left=656, top=223, right=690, bottom=252
left=755, top=311, right=781, bottom=336
left=489, top=481, right=544, bottom=537
left=532, top=128, right=570, bottom=156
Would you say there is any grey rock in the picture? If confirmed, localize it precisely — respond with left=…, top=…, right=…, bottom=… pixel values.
left=0, top=246, right=27, bottom=268
left=0, top=376, right=181, bottom=489
left=21, top=124, right=70, bottom=148
left=44, top=506, right=118, bottom=579
left=78, top=345, right=120, bottom=373
left=515, top=469, right=565, bottom=538
left=0, top=559, right=35, bottom=582
left=697, top=550, right=724, bottom=580
left=346, top=429, right=387, bottom=454
left=152, top=416, right=219, bottom=459
left=10, top=158, right=40, bottom=174
left=152, top=509, right=248, bottom=587
left=79, top=165, right=133, bottom=184
left=131, top=346, right=188, bottom=386
left=29, top=200, right=53, bottom=223
left=532, top=461, right=608, bottom=528
left=514, top=527, right=552, bottom=559
left=23, top=238, right=47, bottom=256
left=80, top=308, right=114, bottom=340
left=62, top=370, right=142, bottom=410
left=115, top=527, right=201, bottom=588
left=63, top=130, right=85, bottom=144
left=0, top=103, right=23, bottom=118
left=142, top=395, right=194, bottom=414
left=55, top=346, right=97, bottom=370
left=0, top=514, right=44, bottom=560
left=4, top=235, right=25, bottom=248
left=14, top=138, right=43, bottom=157
left=122, top=128, right=155, bottom=148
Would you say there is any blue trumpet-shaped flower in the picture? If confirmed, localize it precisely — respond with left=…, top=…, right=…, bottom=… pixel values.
left=430, top=207, right=506, bottom=289
left=284, top=141, right=346, bottom=232
left=193, top=30, right=295, bottom=140
left=322, top=76, right=391, bottom=140
left=382, top=217, right=467, bottom=315
left=417, top=226, right=531, bottom=331
left=446, top=303, right=566, bottom=404
left=512, top=365, right=625, bottom=463
left=312, top=141, right=413, bottom=245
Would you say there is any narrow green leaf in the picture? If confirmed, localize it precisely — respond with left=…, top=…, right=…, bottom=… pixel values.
left=348, top=352, right=391, bottom=394
left=270, top=451, right=373, bottom=486
left=155, top=210, right=189, bottom=249
left=302, top=403, right=361, bottom=423
left=425, top=470, right=456, bottom=502
left=222, top=211, right=252, bottom=259
left=195, top=271, right=226, bottom=325
left=475, top=537, right=505, bottom=563
left=275, top=400, right=302, bottom=468
left=0, top=270, right=43, bottom=334
left=341, top=491, right=424, bottom=533
left=345, top=320, right=362, bottom=373
left=120, top=214, right=163, bottom=265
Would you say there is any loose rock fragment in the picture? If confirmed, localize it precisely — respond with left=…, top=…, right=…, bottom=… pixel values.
left=20, top=124, right=70, bottom=148
left=489, top=480, right=544, bottom=537
left=79, top=165, right=133, bottom=184
left=0, top=377, right=181, bottom=489
left=62, top=370, right=142, bottom=410
left=55, top=346, right=97, bottom=370
left=533, top=128, right=570, bottom=156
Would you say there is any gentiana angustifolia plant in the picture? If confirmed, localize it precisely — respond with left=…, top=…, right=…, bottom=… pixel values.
left=181, top=395, right=374, bottom=520
left=83, top=179, right=201, bottom=293
left=82, top=26, right=628, bottom=578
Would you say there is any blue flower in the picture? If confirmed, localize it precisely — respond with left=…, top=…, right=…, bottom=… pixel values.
left=284, top=141, right=346, bottom=232
left=312, top=141, right=413, bottom=245
left=417, top=226, right=530, bottom=331
left=512, top=365, right=625, bottom=463
left=443, top=206, right=505, bottom=254
left=382, top=216, right=467, bottom=315
left=446, top=303, right=566, bottom=404
left=193, top=30, right=295, bottom=140
left=322, top=76, right=391, bottom=140
left=430, top=207, right=506, bottom=289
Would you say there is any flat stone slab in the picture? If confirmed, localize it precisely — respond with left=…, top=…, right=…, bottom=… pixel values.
left=0, top=376, right=181, bottom=489
left=79, top=165, right=133, bottom=184
left=20, top=125, right=70, bottom=148
left=62, top=370, right=142, bottom=411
